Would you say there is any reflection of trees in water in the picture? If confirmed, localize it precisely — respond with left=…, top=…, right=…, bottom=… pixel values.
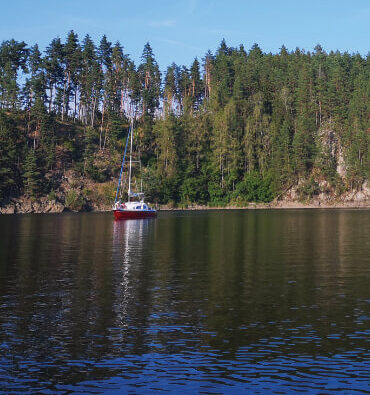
left=1, top=211, right=369, bottom=390
left=0, top=214, right=116, bottom=383
left=0, top=215, right=160, bottom=388
left=200, top=210, right=370, bottom=356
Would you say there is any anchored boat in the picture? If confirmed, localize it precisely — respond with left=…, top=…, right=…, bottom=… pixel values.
left=112, top=119, right=157, bottom=220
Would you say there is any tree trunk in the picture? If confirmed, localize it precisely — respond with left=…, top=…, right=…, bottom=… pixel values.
left=103, top=126, right=108, bottom=150
left=91, top=95, right=96, bottom=127
left=100, top=99, right=105, bottom=150
left=62, top=70, right=71, bottom=121
left=61, top=75, right=66, bottom=121
left=120, top=89, right=125, bottom=116
left=74, top=88, right=77, bottom=122
left=49, top=83, right=53, bottom=113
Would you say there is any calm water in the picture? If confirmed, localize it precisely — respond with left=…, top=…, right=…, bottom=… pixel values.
left=0, top=210, right=369, bottom=394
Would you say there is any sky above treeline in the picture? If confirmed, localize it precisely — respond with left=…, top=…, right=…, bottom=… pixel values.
left=1, top=0, right=369, bottom=69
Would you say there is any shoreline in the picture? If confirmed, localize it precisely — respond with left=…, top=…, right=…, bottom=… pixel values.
left=159, top=201, right=370, bottom=211
left=1, top=199, right=369, bottom=215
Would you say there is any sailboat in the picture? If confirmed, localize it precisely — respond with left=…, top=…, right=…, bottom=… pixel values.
left=112, top=119, right=157, bottom=220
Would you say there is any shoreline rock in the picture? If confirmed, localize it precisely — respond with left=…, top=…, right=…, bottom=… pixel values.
left=1, top=198, right=369, bottom=214
left=1, top=181, right=369, bottom=214
left=0, top=197, right=66, bottom=214
left=159, top=200, right=369, bottom=211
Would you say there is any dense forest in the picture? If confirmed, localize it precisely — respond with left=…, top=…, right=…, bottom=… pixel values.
left=0, top=32, right=369, bottom=210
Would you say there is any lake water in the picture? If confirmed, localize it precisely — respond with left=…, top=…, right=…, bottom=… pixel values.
left=0, top=209, right=369, bottom=394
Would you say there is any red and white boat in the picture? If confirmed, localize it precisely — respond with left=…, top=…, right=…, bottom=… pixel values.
left=112, top=119, right=157, bottom=220
left=113, top=198, right=156, bottom=220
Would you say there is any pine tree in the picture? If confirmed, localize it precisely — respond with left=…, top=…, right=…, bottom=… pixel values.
left=0, top=33, right=368, bottom=206
left=44, top=38, right=64, bottom=113
left=164, top=64, right=177, bottom=114
left=0, top=39, right=28, bottom=108
left=189, top=58, right=203, bottom=111
left=0, top=112, right=20, bottom=199
left=61, top=31, right=81, bottom=120
left=23, top=149, right=41, bottom=197
left=138, top=42, right=161, bottom=117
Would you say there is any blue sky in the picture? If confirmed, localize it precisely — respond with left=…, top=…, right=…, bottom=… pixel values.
left=1, top=0, right=369, bottom=69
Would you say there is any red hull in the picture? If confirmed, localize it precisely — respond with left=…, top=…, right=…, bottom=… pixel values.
left=113, top=209, right=157, bottom=220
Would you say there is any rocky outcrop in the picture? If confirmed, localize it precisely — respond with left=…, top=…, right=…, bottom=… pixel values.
left=0, top=197, right=66, bottom=214
left=276, top=180, right=369, bottom=208
left=341, top=181, right=370, bottom=203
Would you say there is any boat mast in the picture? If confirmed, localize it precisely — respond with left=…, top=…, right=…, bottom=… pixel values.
left=140, top=157, right=143, bottom=194
left=114, top=123, right=131, bottom=205
left=128, top=118, right=134, bottom=202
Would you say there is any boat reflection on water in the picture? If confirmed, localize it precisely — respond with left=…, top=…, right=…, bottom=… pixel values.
left=112, top=218, right=155, bottom=261
left=112, top=219, right=156, bottom=331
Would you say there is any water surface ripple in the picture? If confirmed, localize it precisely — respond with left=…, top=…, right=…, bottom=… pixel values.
left=0, top=210, right=369, bottom=393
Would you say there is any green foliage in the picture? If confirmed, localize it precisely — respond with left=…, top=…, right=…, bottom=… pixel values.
left=23, top=149, right=42, bottom=197
left=101, top=182, right=116, bottom=204
left=141, top=167, right=162, bottom=203
left=85, top=158, right=111, bottom=182
left=161, top=176, right=181, bottom=204
left=297, top=177, right=320, bottom=199
left=233, top=171, right=275, bottom=203
left=180, top=175, right=209, bottom=204
left=83, top=182, right=115, bottom=206
left=138, top=43, right=161, bottom=117
left=47, top=189, right=57, bottom=201
left=0, top=112, right=20, bottom=199
left=0, top=34, right=368, bottom=207
left=208, top=181, right=228, bottom=206
left=65, top=189, right=84, bottom=211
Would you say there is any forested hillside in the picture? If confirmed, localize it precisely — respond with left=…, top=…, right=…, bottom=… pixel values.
left=0, top=32, right=369, bottom=211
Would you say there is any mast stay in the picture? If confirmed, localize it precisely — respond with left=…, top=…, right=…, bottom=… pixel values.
left=114, top=120, right=132, bottom=204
